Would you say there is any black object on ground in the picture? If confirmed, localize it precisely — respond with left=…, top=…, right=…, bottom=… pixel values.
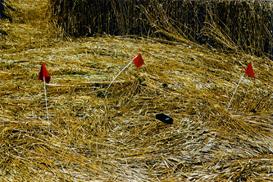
left=155, top=113, right=173, bottom=124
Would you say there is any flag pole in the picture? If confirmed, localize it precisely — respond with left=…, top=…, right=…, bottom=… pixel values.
left=43, top=76, right=49, bottom=120
left=103, top=60, right=132, bottom=119
left=106, top=52, right=143, bottom=92
left=106, top=60, right=133, bottom=92
left=227, top=73, right=244, bottom=109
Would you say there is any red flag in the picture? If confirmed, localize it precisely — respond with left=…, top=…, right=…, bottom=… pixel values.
left=38, top=63, right=51, bottom=83
left=133, top=53, right=144, bottom=68
left=245, top=63, right=255, bottom=78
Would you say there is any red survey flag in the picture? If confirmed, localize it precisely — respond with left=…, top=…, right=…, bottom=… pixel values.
left=38, top=63, right=51, bottom=83
left=245, top=63, right=255, bottom=78
left=133, top=53, right=144, bottom=68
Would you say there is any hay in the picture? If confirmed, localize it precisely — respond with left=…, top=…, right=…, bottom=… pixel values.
left=1, top=0, right=273, bottom=181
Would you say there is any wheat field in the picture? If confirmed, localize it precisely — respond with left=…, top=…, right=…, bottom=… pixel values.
left=0, top=0, right=273, bottom=181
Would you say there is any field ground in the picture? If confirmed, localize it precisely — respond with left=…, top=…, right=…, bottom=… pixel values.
left=0, top=0, right=273, bottom=181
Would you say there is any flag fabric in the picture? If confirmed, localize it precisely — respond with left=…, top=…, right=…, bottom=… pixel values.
left=245, top=63, right=255, bottom=78
left=133, top=53, right=144, bottom=68
left=38, top=63, right=51, bottom=83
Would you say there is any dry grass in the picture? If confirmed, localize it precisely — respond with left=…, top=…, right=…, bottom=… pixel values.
left=0, top=0, right=273, bottom=181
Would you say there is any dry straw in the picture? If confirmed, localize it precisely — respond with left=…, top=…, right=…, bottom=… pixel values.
left=0, top=0, right=273, bottom=181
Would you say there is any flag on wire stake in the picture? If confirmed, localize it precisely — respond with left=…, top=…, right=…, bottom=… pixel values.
left=133, top=53, right=144, bottom=68
left=245, top=63, right=255, bottom=78
left=38, top=63, right=51, bottom=83
left=106, top=52, right=145, bottom=92
left=227, top=63, right=255, bottom=109
left=38, top=63, right=50, bottom=120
